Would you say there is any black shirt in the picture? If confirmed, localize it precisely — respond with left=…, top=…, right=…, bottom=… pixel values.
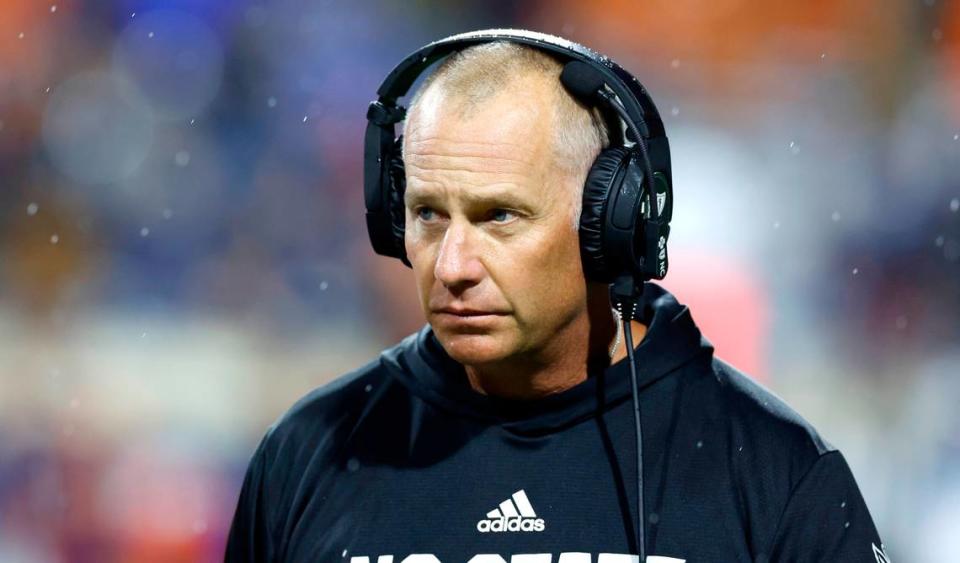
left=225, top=283, right=887, bottom=562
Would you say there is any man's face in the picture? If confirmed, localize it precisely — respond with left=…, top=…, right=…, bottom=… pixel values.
left=403, top=78, right=589, bottom=366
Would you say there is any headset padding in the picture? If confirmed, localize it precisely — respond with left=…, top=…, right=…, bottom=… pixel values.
left=580, top=146, right=632, bottom=282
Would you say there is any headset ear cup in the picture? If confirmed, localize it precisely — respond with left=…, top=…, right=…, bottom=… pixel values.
left=579, top=147, right=631, bottom=282
left=387, top=136, right=410, bottom=266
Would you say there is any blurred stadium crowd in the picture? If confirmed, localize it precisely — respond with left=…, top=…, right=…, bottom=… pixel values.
left=0, top=0, right=958, bottom=561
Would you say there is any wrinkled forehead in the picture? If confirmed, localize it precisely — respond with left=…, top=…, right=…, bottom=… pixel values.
left=402, top=77, right=558, bottom=166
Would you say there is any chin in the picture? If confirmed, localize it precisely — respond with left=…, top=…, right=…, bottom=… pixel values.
left=434, top=330, right=515, bottom=366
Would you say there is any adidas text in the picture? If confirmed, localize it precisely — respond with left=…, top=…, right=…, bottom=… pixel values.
left=476, top=516, right=545, bottom=533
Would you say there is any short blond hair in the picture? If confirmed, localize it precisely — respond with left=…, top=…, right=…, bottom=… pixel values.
left=401, top=41, right=610, bottom=228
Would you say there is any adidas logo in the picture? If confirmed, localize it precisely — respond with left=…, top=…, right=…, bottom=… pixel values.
left=476, top=489, right=545, bottom=533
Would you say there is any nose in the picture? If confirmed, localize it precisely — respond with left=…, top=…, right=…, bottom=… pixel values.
left=434, top=220, right=485, bottom=293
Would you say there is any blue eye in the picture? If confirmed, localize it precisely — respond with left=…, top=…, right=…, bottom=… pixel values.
left=416, top=207, right=436, bottom=221
left=490, top=209, right=515, bottom=223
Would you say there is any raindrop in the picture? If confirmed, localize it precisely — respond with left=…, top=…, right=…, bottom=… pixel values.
left=831, top=211, right=841, bottom=222
left=319, top=281, right=329, bottom=291
left=18, top=32, right=25, bottom=39
left=670, top=106, right=680, bottom=116
left=147, top=31, right=154, bottom=38
left=840, top=500, right=847, bottom=508
left=27, top=202, right=39, bottom=215
left=342, top=549, right=349, bottom=557
left=950, top=198, right=959, bottom=212
left=174, top=150, right=191, bottom=167
left=696, top=440, right=703, bottom=449
left=789, top=141, right=800, bottom=155
left=952, top=133, right=958, bottom=141
left=648, top=512, right=660, bottom=524
left=302, top=115, right=308, bottom=123
left=670, top=58, right=680, bottom=69
left=140, top=331, right=147, bottom=338
left=346, top=457, right=360, bottom=472
left=50, top=5, right=57, bottom=12
left=934, top=235, right=944, bottom=247
left=162, top=208, right=173, bottom=220
left=267, top=96, right=277, bottom=108
left=131, top=11, right=136, bottom=18
left=364, top=384, right=372, bottom=392
left=738, top=446, right=743, bottom=452
left=852, top=267, right=859, bottom=275
left=820, top=53, right=827, bottom=60
left=45, top=86, right=50, bottom=93
left=140, top=227, right=150, bottom=237
left=50, top=233, right=59, bottom=244
left=844, top=521, right=850, bottom=528
left=189, top=118, right=196, bottom=125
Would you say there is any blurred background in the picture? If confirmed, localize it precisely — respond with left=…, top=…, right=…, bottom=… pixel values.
left=1, top=0, right=958, bottom=561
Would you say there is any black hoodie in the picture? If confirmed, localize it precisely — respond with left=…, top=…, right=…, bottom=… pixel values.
left=225, top=283, right=887, bottom=562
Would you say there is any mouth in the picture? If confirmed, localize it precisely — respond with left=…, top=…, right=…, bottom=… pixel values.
left=434, top=308, right=508, bottom=317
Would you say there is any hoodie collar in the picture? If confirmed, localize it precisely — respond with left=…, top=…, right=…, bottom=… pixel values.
left=380, top=282, right=713, bottom=435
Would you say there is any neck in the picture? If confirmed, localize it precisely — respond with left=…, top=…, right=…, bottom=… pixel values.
left=463, top=286, right=647, bottom=399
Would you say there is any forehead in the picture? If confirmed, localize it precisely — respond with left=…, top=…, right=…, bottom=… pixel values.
left=402, top=83, right=559, bottom=196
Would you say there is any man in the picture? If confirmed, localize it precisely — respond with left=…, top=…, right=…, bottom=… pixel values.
left=226, top=33, right=887, bottom=562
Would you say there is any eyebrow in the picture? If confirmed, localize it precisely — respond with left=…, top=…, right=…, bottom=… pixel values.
left=404, top=184, right=533, bottom=210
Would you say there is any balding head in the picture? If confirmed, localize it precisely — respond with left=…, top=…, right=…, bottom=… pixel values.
left=401, top=41, right=609, bottom=228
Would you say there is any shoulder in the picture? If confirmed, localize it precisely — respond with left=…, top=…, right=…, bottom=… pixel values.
left=696, top=356, right=837, bottom=480
left=256, top=355, right=391, bottom=466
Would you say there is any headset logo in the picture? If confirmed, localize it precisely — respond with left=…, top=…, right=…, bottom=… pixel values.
left=476, top=490, right=545, bottom=533
left=657, top=236, right=667, bottom=276
left=656, top=192, right=666, bottom=217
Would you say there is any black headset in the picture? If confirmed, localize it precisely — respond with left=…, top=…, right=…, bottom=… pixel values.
left=363, top=29, right=674, bottom=559
left=363, top=28, right=673, bottom=287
